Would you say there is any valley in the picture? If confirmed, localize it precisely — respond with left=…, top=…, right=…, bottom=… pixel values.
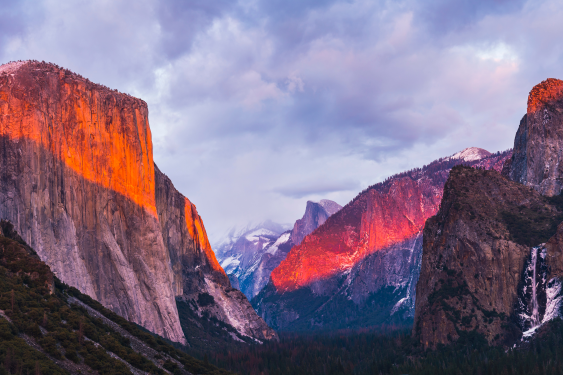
left=2, top=60, right=563, bottom=375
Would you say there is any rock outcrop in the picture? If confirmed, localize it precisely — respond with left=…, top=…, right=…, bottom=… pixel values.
left=253, top=149, right=511, bottom=331
left=0, top=60, right=275, bottom=345
left=413, top=166, right=563, bottom=348
left=155, top=167, right=277, bottom=342
left=509, top=78, right=563, bottom=196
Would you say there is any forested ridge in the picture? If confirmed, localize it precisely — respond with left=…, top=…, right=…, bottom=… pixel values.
left=0, top=220, right=231, bottom=375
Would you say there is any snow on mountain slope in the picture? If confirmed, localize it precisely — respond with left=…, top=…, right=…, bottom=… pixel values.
left=215, top=200, right=342, bottom=299
left=253, top=149, right=512, bottom=332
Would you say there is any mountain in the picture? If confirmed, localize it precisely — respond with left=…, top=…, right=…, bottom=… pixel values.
left=414, top=78, right=563, bottom=349
left=509, top=78, right=563, bottom=196
left=413, top=166, right=563, bottom=348
left=215, top=200, right=342, bottom=299
left=0, top=219, right=231, bottom=375
left=252, top=148, right=511, bottom=331
left=0, top=60, right=275, bottom=346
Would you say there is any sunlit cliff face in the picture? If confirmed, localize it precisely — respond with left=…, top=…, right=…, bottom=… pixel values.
left=270, top=152, right=512, bottom=292
left=270, top=177, right=443, bottom=292
left=184, top=197, right=226, bottom=275
left=527, top=78, right=563, bottom=114
left=0, top=61, right=157, bottom=216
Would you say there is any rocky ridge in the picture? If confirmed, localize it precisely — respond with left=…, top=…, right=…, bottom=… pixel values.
left=0, top=60, right=275, bottom=345
left=253, top=149, right=511, bottom=331
left=510, top=78, right=563, bottom=196
left=414, top=78, right=563, bottom=349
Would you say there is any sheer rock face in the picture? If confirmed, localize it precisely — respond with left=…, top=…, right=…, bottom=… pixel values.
left=270, top=152, right=511, bottom=293
left=254, top=151, right=511, bottom=331
left=413, top=167, right=563, bottom=349
left=289, top=200, right=342, bottom=247
left=510, top=79, right=563, bottom=196
left=0, top=60, right=276, bottom=344
left=155, top=166, right=277, bottom=342
left=0, top=61, right=184, bottom=343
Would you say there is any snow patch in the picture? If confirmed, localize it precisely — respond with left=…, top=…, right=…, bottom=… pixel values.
left=220, top=255, right=241, bottom=273
left=266, top=232, right=290, bottom=255
left=245, top=228, right=277, bottom=241
left=448, top=147, right=491, bottom=162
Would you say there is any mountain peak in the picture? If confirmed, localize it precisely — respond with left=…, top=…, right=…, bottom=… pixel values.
left=528, top=78, right=563, bottom=113
left=318, top=199, right=343, bottom=215
left=450, top=147, right=491, bottom=162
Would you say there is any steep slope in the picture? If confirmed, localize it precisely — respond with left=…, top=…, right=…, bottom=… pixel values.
left=413, top=166, right=563, bottom=348
left=0, top=60, right=275, bottom=346
left=215, top=222, right=287, bottom=298
left=253, top=149, right=511, bottom=331
left=510, top=79, right=563, bottom=196
left=155, top=167, right=277, bottom=345
left=0, top=219, right=231, bottom=375
left=215, top=200, right=342, bottom=299
left=414, top=78, right=563, bottom=349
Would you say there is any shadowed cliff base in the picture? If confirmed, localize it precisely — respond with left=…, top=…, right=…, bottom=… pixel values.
left=0, top=134, right=184, bottom=343
left=0, top=59, right=277, bottom=346
left=0, top=218, right=232, bottom=374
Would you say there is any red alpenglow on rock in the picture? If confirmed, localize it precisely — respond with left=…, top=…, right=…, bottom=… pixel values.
left=271, top=148, right=511, bottom=292
left=0, top=60, right=276, bottom=344
left=510, top=78, right=563, bottom=197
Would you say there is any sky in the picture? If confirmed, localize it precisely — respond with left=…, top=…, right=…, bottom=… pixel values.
left=1, top=0, right=562, bottom=243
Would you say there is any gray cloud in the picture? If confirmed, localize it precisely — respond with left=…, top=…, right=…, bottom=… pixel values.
left=274, top=179, right=361, bottom=199
left=0, top=0, right=561, bottom=241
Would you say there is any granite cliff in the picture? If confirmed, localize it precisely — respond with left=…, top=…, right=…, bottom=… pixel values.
left=415, top=79, right=563, bottom=349
left=412, top=166, right=563, bottom=348
left=0, top=60, right=275, bottom=345
left=253, top=149, right=511, bottom=331
left=509, top=78, right=563, bottom=196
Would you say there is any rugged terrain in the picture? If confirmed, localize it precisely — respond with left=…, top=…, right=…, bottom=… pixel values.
left=253, top=149, right=511, bottom=331
left=414, top=78, right=563, bottom=349
left=0, top=60, right=275, bottom=346
left=510, top=78, right=563, bottom=196
left=215, top=200, right=341, bottom=299
left=0, top=219, right=231, bottom=375
left=413, top=166, right=563, bottom=348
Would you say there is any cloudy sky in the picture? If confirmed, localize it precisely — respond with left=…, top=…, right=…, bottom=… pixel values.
left=1, top=0, right=562, bottom=242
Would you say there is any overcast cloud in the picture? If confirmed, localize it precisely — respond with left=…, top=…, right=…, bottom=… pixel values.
left=1, top=0, right=561, bottom=243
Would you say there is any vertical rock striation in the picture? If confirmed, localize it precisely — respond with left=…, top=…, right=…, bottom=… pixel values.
left=509, top=79, right=563, bottom=196
left=254, top=149, right=511, bottom=331
left=0, top=61, right=184, bottom=342
left=413, top=166, right=563, bottom=348
left=0, top=60, right=276, bottom=345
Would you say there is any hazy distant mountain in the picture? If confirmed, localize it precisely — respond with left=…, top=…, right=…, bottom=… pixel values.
left=215, top=200, right=342, bottom=299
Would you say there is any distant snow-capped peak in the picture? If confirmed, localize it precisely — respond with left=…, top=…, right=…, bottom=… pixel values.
left=449, top=147, right=492, bottom=162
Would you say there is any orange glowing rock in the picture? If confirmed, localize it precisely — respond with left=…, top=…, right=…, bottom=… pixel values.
left=0, top=61, right=157, bottom=216
left=271, top=177, right=442, bottom=292
left=271, top=152, right=513, bottom=292
left=184, top=197, right=226, bottom=276
left=527, top=78, right=563, bottom=114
